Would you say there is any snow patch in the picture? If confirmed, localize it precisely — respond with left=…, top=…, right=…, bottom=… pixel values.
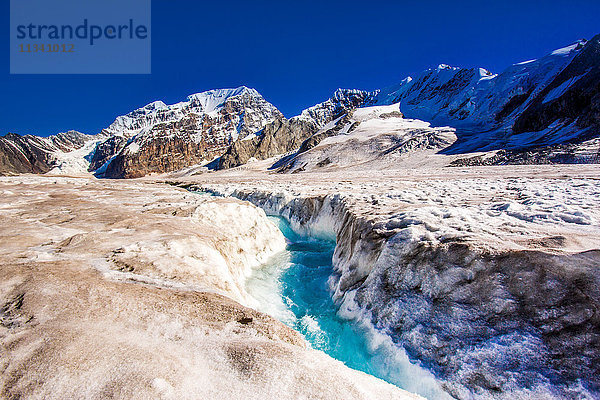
left=542, top=74, right=585, bottom=104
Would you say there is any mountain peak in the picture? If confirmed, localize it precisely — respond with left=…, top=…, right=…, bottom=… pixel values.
left=186, top=86, right=260, bottom=103
left=436, top=64, right=459, bottom=71
left=106, top=86, right=273, bottom=137
left=186, top=86, right=263, bottom=114
left=142, top=101, right=168, bottom=111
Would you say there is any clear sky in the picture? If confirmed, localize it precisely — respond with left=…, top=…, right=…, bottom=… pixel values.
left=2, top=0, right=599, bottom=137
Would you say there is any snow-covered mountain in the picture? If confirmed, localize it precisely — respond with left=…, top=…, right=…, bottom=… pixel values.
left=371, top=36, right=599, bottom=153
left=275, top=104, right=457, bottom=173
left=372, top=44, right=580, bottom=129
left=94, top=86, right=284, bottom=178
left=219, top=36, right=599, bottom=170
left=217, top=88, right=376, bottom=169
left=295, top=89, right=377, bottom=127
left=104, top=87, right=280, bottom=140
left=0, top=87, right=285, bottom=177
left=1, top=35, right=598, bottom=177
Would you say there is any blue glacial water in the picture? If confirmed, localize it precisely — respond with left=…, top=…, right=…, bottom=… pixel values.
left=246, top=216, right=452, bottom=400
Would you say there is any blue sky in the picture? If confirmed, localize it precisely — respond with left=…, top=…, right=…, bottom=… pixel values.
left=2, top=0, right=600, bottom=137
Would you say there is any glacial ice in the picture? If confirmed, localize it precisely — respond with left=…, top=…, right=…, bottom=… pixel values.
left=45, top=137, right=104, bottom=176
left=0, top=176, right=419, bottom=400
left=244, top=216, right=452, bottom=400
left=195, top=168, right=600, bottom=400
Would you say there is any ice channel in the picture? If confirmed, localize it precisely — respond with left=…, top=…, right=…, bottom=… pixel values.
left=246, top=216, right=451, bottom=400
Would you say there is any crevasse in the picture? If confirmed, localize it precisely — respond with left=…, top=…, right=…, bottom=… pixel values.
left=190, top=183, right=600, bottom=400
left=195, top=187, right=451, bottom=400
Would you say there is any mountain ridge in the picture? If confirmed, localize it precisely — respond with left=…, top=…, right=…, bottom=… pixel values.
left=1, top=35, right=598, bottom=177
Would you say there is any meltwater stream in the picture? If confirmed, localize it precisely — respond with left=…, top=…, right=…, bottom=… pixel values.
left=247, top=216, right=452, bottom=400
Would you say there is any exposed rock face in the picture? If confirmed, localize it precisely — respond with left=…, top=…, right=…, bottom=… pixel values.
left=46, top=130, right=93, bottom=151
left=100, top=87, right=283, bottom=178
left=218, top=117, right=318, bottom=169
left=102, top=115, right=227, bottom=178
left=87, top=135, right=127, bottom=172
left=297, top=88, right=376, bottom=127
left=513, top=34, right=600, bottom=138
left=0, top=131, right=95, bottom=175
left=296, top=112, right=359, bottom=154
left=0, top=133, right=53, bottom=175
left=104, top=87, right=282, bottom=140
left=217, top=89, right=375, bottom=170
left=2, top=87, right=287, bottom=178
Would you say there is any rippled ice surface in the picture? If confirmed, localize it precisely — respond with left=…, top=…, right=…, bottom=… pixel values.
left=247, top=216, right=451, bottom=400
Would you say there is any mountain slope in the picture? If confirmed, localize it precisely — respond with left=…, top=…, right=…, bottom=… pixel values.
left=217, top=89, right=376, bottom=169
left=273, top=104, right=457, bottom=173
left=97, top=87, right=283, bottom=178
left=0, top=131, right=99, bottom=175
left=513, top=34, right=600, bottom=139
left=373, top=38, right=599, bottom=153
left=216, top=36, right=600, bottom=172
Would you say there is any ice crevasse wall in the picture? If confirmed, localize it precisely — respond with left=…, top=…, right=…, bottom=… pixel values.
left=110, top=195, right=288, bottom=308
left=191, top=183, right=600, bottom=399
left=188, top=199, right=288, bottom=307
left=0, top=177, right=432, bottom=400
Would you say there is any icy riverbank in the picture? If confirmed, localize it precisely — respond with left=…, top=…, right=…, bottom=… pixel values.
left=245, top=216, right=453, bottom=400
left=186, top=169, right=600, bottom=399
left=0, top=176, right=420, bottom=400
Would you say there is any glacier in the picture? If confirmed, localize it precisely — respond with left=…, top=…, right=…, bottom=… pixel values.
left=0, top=175, right=420, bottom=400
left=244, top=215, right=453, bottom=400
left=186, top=163, right=600, bottom=400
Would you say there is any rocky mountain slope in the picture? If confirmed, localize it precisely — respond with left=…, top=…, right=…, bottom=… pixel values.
left=217, top=89, right=373, bottom=169
left=95, top=87, right=284, bottom=178
left=371, top=35, right=600, bottom=153
left=0, top=131, right=99, bottom=175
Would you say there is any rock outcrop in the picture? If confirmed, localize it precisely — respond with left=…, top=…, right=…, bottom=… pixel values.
left=513, top=34, right=600, bottom=139
left=297, top=88, right=376, bottom=127
left=218, top=117, right=319, bottom=169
